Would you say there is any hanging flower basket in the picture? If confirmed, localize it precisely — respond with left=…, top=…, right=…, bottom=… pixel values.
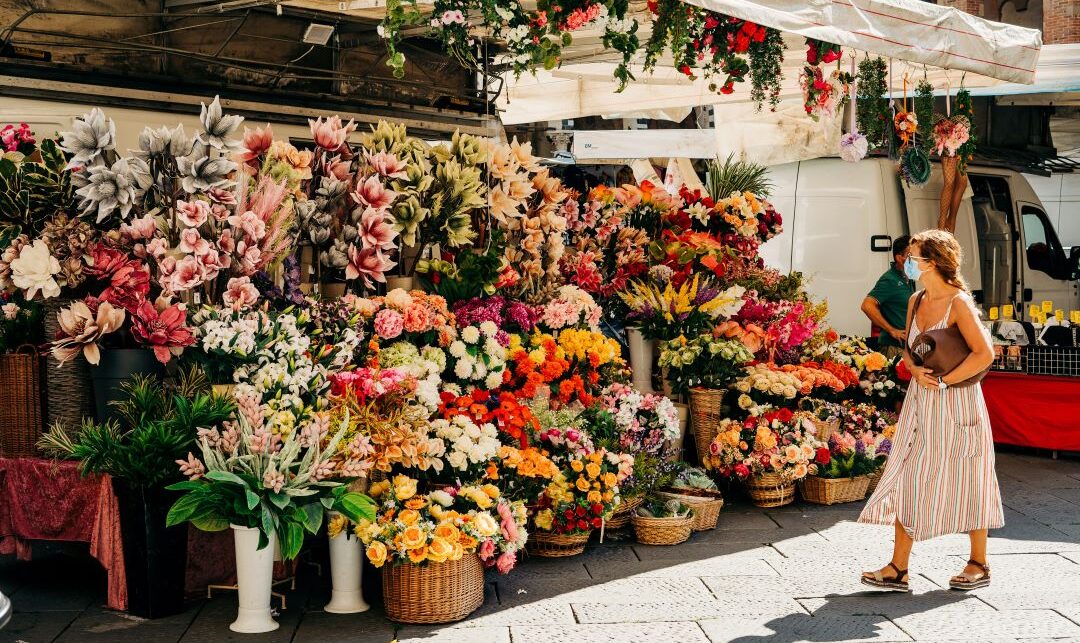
left=382, top=554, right=485, bottom=624
left=745, top=472, right=796, bottom=508
left=799, top=475, right=871, bottom=505
left=526, top=531, right=590, bottom=558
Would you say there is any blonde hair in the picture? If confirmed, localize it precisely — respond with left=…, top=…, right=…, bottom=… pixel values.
left=911, top=229, right=968, bottom=292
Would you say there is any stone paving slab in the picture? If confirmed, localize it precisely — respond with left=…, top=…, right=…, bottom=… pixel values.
left=572, top=597, right=807, bottom=623
left=512, top=621, right=711, bottom=643
left=588, top=557, right=779, bottom=580
left=53, top=607, right=200, bottom=643
left=700, top=574, right=940, bottom=599
left=697, top=614, right=913, bottom=642
left=0, top=610, right=81, bottom=643
left=890, top=608, right=1080, bottom=640
left=395, top=625, right=510, bottom=642
left=630, top=542, right=785, bottom=563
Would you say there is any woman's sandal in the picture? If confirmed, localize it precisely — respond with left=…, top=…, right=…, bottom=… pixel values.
left=949, top=559, right=991, bottom=591
left=860, top=562, right=911, bottom=592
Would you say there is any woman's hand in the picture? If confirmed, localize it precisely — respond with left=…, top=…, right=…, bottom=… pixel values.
left=909, top=365, right=938, bottom=391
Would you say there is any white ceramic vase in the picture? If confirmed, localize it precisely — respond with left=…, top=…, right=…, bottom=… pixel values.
left=626, top=327, right=656, bottom=393
left=324, top=519, right=370, bottom=614
left=230, top=525, right=279, bottom=634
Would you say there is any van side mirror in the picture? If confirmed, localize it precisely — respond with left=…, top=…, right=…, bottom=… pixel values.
left=1070, top=247, right=1080, bottom=280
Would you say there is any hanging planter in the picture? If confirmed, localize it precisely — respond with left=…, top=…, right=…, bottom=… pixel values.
left=229, top=525, right=279, bottom=634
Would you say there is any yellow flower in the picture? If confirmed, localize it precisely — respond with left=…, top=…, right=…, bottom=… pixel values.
left=883, top=424, right=897, bottom=439
left=366, top=541, right=388, bottom=568
left=534, top=509, right=554, bottom=531
left=602, top=490, right=614, bottom=503
left=570, top=459, right=584, bottom=473
left=602, top=472, right=617, bottom=488
left=464, top=487, right=493, bottom=509
left=430, top=503, right=448, bottom=522
left=864, top=352, right=887, bottom=372
left=401, top=525, right=427, bottom=550
left=575, top=476, right=591, bottom=492
left=407, top=545, right=428, bottom=564
left=434, top=522, right=460, bottom=543
left=587, top=490, right=602, bottom=504
left=404, top=497, right=427, bottom=510
left=585, top=462, right=601, bottom=479
left=327, top=513, right=347, bottom=539
left=398, top=509, right=420, bottom=526
left=427, top=537, right=454, bottom=563
left=481, top=484, right=501, bottom=499
left=392, top=474, right=418, bottom=501
left=451, top=541, right=465, bottom=560
left=368, top=480, right=391, bottom=499
left=473, top=511, right=499, bottom=537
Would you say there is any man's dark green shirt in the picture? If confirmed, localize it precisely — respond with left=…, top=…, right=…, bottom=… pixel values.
left=867, top=266, right=915, bottom=348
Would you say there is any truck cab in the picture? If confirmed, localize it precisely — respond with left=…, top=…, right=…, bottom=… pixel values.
left=763, top=157, right=1080, bottom=336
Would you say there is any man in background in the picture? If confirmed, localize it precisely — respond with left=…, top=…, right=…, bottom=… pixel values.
left=861, top=235, right=914, bottom=360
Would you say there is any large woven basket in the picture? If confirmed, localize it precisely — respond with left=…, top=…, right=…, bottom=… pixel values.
left=811, top=417, right=840, bottom=442
left=526, top=530, right=590, bottom=558
left=866, top=469, right=884, bottom=496
left=689, top=388, right=725, bottom=465
left=605, top=496, right=643, bottom=529
left=799, top=475, right=871, bottom=505
left=382, top=554, right=485, bottom=624
left=632, top=513, right=693, bottom=546
left=745, top=472, right=796, bottom=508
left=42, top=298, right=94, bottom=428
left=655, top=488, right=724, bottom=531
left=0, top=347, right=43, bottom=457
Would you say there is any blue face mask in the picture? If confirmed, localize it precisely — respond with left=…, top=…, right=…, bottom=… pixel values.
left=903, top=256, right=922, bottom=281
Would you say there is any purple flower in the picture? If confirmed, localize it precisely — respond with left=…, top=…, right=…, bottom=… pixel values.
left=877, top=438, right=892, bottom=455
left=855, top=440, right=866, bottom=455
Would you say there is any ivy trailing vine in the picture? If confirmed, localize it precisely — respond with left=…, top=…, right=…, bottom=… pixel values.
left=749, top=28, right=785, bottom=111
left=913, top=79, right=935, bottom=155
left=856, top=57, right=890, bottom=152
left=954, top=88, right=978, bottom=173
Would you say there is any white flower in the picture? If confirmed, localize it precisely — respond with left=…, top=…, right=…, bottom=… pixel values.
left=461, top=325, right=481, bottom=344
left=687, top=202, right=709, bottom=224
left=485, top=372, right=504, bottom=390
left=2, top=303, right=18, bottom=320
left=447, top=451, right=468, bottom=470
left=454, top=359, right=473, bottom=379
left=429, top=490, right=453, bottom=507
left=10, top=240, right=61, bottom=300
left=479, top=320, right=499, bottom=337
left=449, top=340, right=468, bottom=359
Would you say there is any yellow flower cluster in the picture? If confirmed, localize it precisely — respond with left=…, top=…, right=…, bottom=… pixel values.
left=557, top=328, right=621, bottom=366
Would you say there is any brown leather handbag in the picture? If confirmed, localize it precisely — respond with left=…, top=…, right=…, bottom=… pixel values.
left=906, top=291, right=990, bottom=387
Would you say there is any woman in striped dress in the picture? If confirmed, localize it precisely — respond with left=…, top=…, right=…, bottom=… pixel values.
left=858, top=229, right=1004, bottom=592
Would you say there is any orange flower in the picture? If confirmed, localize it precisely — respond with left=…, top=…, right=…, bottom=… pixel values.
left=585, top=462, right=601, bottom=478
left=404, top=497, right=426, bottom=510
left=407, top=545, right=428, bottom=563
left=575, top=476, right=590, bottom=492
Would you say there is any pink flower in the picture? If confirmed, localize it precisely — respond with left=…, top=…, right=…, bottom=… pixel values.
left=374, top=308, right=404, bottom=339
left=364, top=151, right=408, bottom=179
left=358, top=208, right=397, bottom=252
left=131, top=298, right=195, bottom=364
left=169, top=255, right=205, bottom=292
left=175, top=453, right=205, bottom=480
left=239, top=124, right=273, bottom=164
left=217, top=229, right=236, bottom=254
left=120, top=214, right=157, bottom=242
left=324, top=156, right=352, bottom=181
left=228, top=210, right=266, bottom=242
left=308, top=115, right=355, bottom=151
left=223, top=276, right=259, bottom=311
left=344, top=246, right=394, bottom=287
left=495, top=551, right=516, bottom=574
left=146, top=238, right=169, bottom=259
left=478, top=539, right=496, bottom=561
left=179, top=227, right=209, bottom=255
left=198, top=249, right=222, bottom=280
left=176, top=200, right=210, bottom=228
left=262, top=469, right=285, bottom=493
left=237, top=243, right=263, bottom=275
left=497, top=502, right=520, bottom=543
left=352, top=175, right=397, bottom=210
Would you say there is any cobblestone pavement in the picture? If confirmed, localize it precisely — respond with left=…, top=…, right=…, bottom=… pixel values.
left=4, top=450, right=1080, bottom=643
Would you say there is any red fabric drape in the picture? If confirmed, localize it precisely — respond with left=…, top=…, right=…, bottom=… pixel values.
left=982, top=372, right=1080, bottom=451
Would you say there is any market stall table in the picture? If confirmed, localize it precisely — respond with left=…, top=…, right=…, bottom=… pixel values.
left=0, top=457, right=235, bottom=611
left=982, top=371, right=1080, bottom=452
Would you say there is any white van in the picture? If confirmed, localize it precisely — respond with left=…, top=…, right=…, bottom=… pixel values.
left=762, top=157, right=1080, bottom=336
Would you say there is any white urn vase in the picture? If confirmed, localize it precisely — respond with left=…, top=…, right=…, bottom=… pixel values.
left=324, top=516, right=370, bottom=614
left=230, top=525, right=279, bottom=634
left=626, top=327, right=656, bottom=393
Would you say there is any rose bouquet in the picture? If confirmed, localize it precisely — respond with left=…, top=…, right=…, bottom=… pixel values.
left=703, top=408, right=817, bottom=481
left=588, top=383, right=679, bottom=456
left=354, top=475, right=527, bottom=573
left=483, top=445, right=562, bottom=504
left=658, top=335, right=754, bottom=396
left=356, top=288, right=456, bottom=355
left=667, top=186, right=782, bottom=245
left=536, top=285, right=603, bottom=334
left=732, top=363, right=804, bottom=409
left=532, top=449, right=625, bottom=534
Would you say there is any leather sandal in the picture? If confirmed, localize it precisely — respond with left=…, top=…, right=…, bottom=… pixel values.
left=860, top=562, right=910, bottom=592
left=949, top=559, right=991, bottom=591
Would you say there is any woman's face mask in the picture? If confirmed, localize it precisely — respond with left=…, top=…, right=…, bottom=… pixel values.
left=904, top=256, right=923, bottom=281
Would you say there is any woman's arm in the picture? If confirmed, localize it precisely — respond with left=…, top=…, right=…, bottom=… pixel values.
left=942, top=295, right=994, bottom=386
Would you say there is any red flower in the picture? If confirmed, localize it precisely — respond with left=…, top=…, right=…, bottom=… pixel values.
left=591, top=503, right=604, bottom=515
left=576, top=519, right=589, bottom=531
left=564, top=509, right=575, bottom=520
left=575, top=505, right=587, bottom=517
left=719, top=83, right=735, bottom=95
left=895, top=360, right=912, bottom=382
left=591, top=517, right=602, bottom=529
left=815, top=447, right=831, bottom=465
left=777, top=408, right=794, bottom=423
left=733, top=463, right=750, bottom=478
left=679, top=64, right=693, bottom=77
left=130, top=300, right=195, bottom=364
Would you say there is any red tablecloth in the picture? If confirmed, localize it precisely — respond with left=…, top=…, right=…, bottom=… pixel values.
left=0, top=457, right=235, bottom=611
left=982, top=371, right=1080, bottom=451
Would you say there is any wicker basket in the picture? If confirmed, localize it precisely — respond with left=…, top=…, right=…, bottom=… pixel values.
left=689, top=388, right=725, bottom=465
left=799, top=475, right=871, bottom=506
left=382, top=554, right=485, bottom=624
left=632, top=513, right=693, bottom=546
left=866, top=469, right=884, bottom=496
left=745, top=472, right=796, bottom=508
left=655, top=488, right=724, bottom=531
left=0, top=347, right=43, bottom=457
left=605, top=496, right=643, bottom=529
left=811, top=417, right=840, bottom=442
left=526, top=530, right=591, bottom=558
left=42, top=298, right=95, bottom=429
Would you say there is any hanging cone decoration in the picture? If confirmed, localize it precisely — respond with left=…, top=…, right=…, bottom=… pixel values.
left=938, top=154, right=959, bottom=231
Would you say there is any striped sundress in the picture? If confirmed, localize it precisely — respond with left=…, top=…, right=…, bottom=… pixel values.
left=858, top=293, right=1004, bottom=541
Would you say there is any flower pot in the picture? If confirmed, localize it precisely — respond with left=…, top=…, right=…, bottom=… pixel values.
left=91, top=348, right=164, bottom=424
left=799, top=475, right=871, bottom=505
left=324, top=517, right=370, bottom=614
left=0, top=347, right=43, bottom=457
left=230, top=525, right=279, bottom=634
left=382, top=555, right=484, bottom=624
left=632, top=513, right=693, bottom=546
left=112, top=481, right=188, bottom=619
left=42, top=298, right=94, bottom=428
left=526, top=531, right=590, bottom=558
left=386, top=276, right=415, bottom=292
left=667, top=402, right=690, bottom=462
left=320, top=282, right=347, bottom=299
left=689, top=388, right=725, bottom=466
left=626, top=327, right=655, bottom=393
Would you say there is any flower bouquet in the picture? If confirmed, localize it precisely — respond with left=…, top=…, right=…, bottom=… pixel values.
left=529, top=449, right=624, bottom=556
left=800, top=429, right=889, bottom=505
left=619, top=274, right=746, bottom=341
left=703, top=408, right=816, bottom=507
left=504, top=329, right=626, bottom=408
left=445, top=321, right=508, bottom=390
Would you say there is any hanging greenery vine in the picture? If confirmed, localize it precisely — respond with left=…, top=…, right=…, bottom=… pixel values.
left=856, top=57, right=890, bottom=152
left=954, top=88, right=978, bottom=173
left=749, top=28, right=785, bottom=111
left=913, top=79, right=936, bottom=155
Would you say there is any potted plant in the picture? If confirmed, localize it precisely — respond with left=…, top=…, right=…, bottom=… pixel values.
left=0, top=293, right=43, bottom=456
left=37, top=369, right=233, bottom=618
left=164, top=410, right=376, bottom=633
left=656, top=465, right=725, bottom=532
left=355, top=476, right=527, bottom=624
